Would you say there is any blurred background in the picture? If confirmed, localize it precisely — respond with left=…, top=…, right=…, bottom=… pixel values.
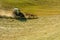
left=0, top=0, right=60, bottom=15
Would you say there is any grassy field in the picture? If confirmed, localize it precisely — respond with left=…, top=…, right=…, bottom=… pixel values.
left=0, top=15, right=60, bottom=40
left=0, top=0, right=60, bottom=15
left=0, top=0, right=60, bottom=40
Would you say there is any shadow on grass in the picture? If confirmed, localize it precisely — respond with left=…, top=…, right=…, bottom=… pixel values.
left=16, top=17, right=27, bottom=22
left=12, top=17, right=39, bottom=22
left=0, top=16, right=38, bottom=22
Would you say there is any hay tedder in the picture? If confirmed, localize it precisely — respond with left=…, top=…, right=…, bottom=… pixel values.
left=13, top=8, right=38, bottom=19
left=0, top=8, right=38, bottom=20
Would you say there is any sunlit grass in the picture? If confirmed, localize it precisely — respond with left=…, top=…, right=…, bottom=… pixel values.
left=0, top=0, right=60, bottom=40
left=0, top=0, right=60, bottom=15
left=0, top=15, right=60, bottom=40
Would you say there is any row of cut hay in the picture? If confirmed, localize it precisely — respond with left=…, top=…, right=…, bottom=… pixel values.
left=0, top=10, right=38, bottom=19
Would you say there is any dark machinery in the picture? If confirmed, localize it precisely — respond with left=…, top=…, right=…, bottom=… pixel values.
left=13, top=8, right=27, bottom=21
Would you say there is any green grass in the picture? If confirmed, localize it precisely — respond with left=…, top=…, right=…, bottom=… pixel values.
left=0, top=0, right=60, bottom=8
left=0, top=0, right=60, bottom=9
left=0, top=0, right=60, bottom=15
